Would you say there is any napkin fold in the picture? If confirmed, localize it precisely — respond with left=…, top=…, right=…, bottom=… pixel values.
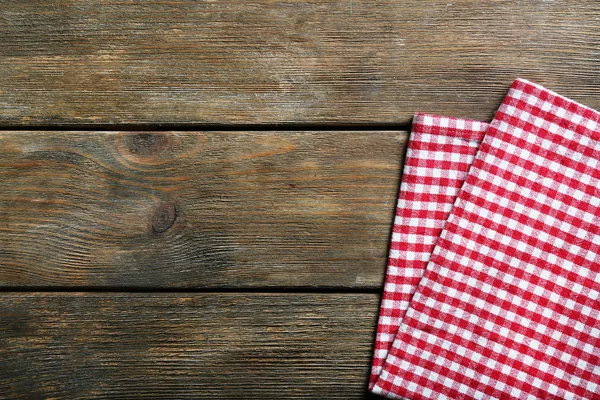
left=372, top=79, right=600, bottom=399
left=370, top=114, right=487, bottom=389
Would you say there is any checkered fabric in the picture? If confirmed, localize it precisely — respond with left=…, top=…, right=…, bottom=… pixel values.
left=372, top=78, right=600, bottom=399
left=369, top=114, right=487, bottom=389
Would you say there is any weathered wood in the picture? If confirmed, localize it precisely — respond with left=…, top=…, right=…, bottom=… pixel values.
left=0, top=130, right=405, bottom=288
left=0, top=293, right=379, bottom=399
left=0, top=1, right=599, bottom=125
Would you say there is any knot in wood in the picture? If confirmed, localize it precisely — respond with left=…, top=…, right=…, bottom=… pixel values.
left=152, top=202, right=177, bottom=233
left=127, top=133, right=169, bottom=155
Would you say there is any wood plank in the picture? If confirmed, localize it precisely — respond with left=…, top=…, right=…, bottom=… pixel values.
left=0, top=293, right=379, bottom=399
left=1, top=1, right=599, bottom=125
left=0, top=130, right=405, bottom=288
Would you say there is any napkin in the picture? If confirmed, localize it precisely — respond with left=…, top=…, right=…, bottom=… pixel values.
left=370, top=114, right=487, bottom=389
left=372, top=79, right=600, bottom=399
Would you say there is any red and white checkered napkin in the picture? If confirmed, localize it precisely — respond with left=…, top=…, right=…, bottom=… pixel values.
left=369, top=114, right=487, bottom=389
left=372, top=78, right=600, bottom=399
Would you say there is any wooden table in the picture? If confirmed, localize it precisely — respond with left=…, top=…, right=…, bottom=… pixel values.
left=1, top=1, right=599, bottom=398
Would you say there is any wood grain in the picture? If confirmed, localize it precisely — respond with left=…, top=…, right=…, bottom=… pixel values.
left=0, top=130, right=406, bottom=288
left=1, top=1, right=599, bottom=126
left=0, top=293, right=379, bottom=399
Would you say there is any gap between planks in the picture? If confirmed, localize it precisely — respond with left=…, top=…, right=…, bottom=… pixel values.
left=0, top=123, right=413, bottom=132
left=0, top=287, right=383, bottom=294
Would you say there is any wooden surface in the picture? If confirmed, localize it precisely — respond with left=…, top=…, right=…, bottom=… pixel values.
left=0, top=293, right=378, bottom=399
left=0, top=130, right=404, bottom=288
left=2, top=1, right=600, bottom=398
left=0, top=1, right=600, bottom=126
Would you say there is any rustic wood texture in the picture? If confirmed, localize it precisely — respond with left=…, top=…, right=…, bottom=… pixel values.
left=0, top=293, right=379, bottom=399
left=8, top=2, right=595, bottom=397
left=1, top=1, right=599, bottom=126
left=0, top=130, right=406, bottom=288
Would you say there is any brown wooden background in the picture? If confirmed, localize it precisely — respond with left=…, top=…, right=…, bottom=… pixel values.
left=1, top=1, right=599, bottom=398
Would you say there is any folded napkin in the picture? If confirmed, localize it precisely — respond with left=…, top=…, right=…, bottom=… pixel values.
left=370, top=114, right=487, bottom=389
left=372, top=79, right=600, bottom=399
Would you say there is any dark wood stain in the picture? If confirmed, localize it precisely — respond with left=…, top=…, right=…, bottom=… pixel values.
left=0, top=1, right=599, bottom=125
left=0, top=293, right=379, bottom=399
left=0, top=130, right=406, bottom=288
left=3, top=1, right=593, bottom=397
